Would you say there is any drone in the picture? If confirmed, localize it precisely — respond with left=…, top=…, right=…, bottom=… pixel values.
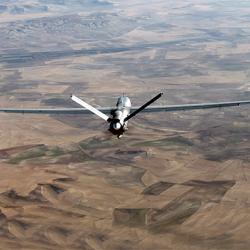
left=1, top=93, right=250, bottom=138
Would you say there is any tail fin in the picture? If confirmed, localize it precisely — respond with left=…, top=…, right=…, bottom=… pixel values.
left=71, top=95, right=110, bottom=121
left=124, top=93, right=163, bottom=122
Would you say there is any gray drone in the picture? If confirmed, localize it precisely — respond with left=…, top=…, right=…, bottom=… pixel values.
left=1, top=93, right=250, bottom=138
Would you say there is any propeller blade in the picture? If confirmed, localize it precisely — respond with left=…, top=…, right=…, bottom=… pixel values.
left=71, top=95, right=110, bottom=122
left=124, top=93, right=163, bottom=122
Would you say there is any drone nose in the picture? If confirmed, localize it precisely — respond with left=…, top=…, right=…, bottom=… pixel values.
left=113, top=122, right=121, bottom=130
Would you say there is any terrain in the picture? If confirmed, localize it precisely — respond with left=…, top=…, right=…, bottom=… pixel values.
left=0, top=0, right=250, bottom=249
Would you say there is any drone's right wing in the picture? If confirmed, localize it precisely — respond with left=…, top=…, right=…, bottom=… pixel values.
left=123, top=93, right=247, bottom=122
left=131, top=100, right=250, bottom=113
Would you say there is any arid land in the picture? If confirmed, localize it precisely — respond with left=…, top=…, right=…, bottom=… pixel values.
left=0, top=1, right=250, bottom=249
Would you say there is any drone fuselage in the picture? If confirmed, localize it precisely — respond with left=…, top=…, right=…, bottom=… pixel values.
left=109, top=96, right=131, bottom=137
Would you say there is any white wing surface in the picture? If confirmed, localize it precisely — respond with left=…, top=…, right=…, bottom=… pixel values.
left=71, top=95, right=110, bottom=121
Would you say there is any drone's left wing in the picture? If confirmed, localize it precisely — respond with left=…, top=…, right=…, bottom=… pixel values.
left=131, top=100, right=250, bottom=113
left=0, top=107, right=112, bottom=115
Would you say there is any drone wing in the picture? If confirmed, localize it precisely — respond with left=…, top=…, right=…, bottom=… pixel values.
left=0, top=107, right=112, bottom=115
left=130, top=100, right=250, bottom=113
left=1, top=95, right=250, bottom=119
left=0, top=95, right=113, bottom=117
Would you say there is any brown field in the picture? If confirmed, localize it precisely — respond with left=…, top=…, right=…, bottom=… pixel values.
left=0, top=0, right=250, bottom=249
